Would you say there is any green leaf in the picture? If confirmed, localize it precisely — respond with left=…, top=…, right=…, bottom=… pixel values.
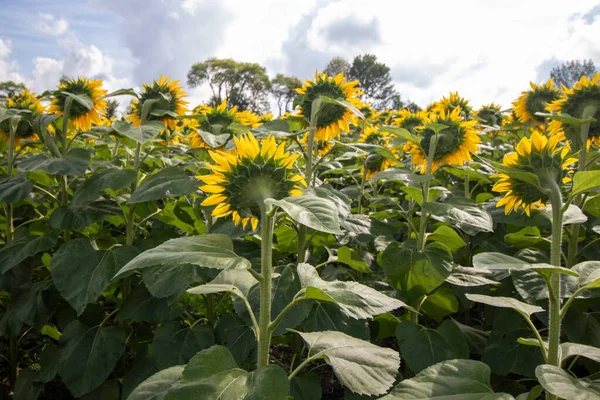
left=420, top=287, right=459, bottom=322
left=13, top=369, right=43, bottom=400
left=215, top=314, right=256, bottom=367
left=297, top=263, right=409, bottom=319
left=542, top=204, right=587, bottom=225
left=51, top=240, right=139, bottom=314
left=536, top=364, right=600, bottom=400
left=293, top=330, right=400, bottom=396
left=58, top=321, right=126, bottom=397
left=473, top=252, right=531, bottom=270
left=115, top=234, right=251, bottom=279
left=73, top=168, right=136, bottom=204
left=381, top=125, right=420, bottom=143
left=0, top=232, right=59, bottom=273
left=50, top=202, right=120, bottom=230
left=319, top=95, right=364, bottom=120
left=152, top=322, right=215, bottom=369
left=380, top=359, right=514, bottom=399
left=443, top=165, right=491, bottom=183
left=423, top=202, right=493, bottom=235
left=62, top=91, right=93, bottom=110
left=571, top=170, right=600, bottom=197
left=561, top=342, right=600, bottom=365
left=187, top=269, right=258, bottom=299
left=336, top=246, right=370, bottom=273
left=465, top=294, right=545, bottom=317
left=122, top=349, right=160, bottom=400
left=112, top=120, right=164, bottom=144
left=81, top=380, right=120, bottom=400
left=197, top=130, right=230, bottom=148
left=380, top=242, right=453, bottom=301
left=369, top=168, right=432, bottom=184
left=38, top=345, right=61, bottom=382
left=267, top=195, right=343, bottom=235
left=427, top=225, right=466, bottom=251
left=304, top=303, right=369, bottom=340
left=504, top=227, right=545, bottom=249
left=142, top=264, right=210, bottom=299
left=17, top=148, right=90, bottom=176
left=129, top=167, right=198, bottom=203
left=127, top=366, right=184, bottom=400
left=290, top=373, right=322, bottom=400
left=116, top=285, right=182, bottom=322
left=0, top=175, right=33, bottom=203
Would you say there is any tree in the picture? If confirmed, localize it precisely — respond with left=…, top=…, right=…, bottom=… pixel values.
left=348, top=54, right=398, bottom=110
left=105, top=99, right=120, bottom=120
left=187, top=58, right=271, bottom=113
left=550, top=59, right=597, bottom=88
left=270, top=74, right=302, bottom=116
left=324, top=57, right=351, bottom=77
left=405, top=101, right=422, bottom=113
left=0, top=81, right=26, bottom=100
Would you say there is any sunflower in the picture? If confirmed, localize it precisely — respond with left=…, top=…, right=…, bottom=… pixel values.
left=0, top=89, right=45, bottom=145
left=547, top=73, right=600, bottom=147
left=403, top=107, right=480, bottom=174
left=357, top=103, right=382, bottom=123
left=295, top=71, right=362, bottom=141
left=259, top=113, right=274, bottom=123
left=432, top=92, right=473, bottom=119
left=127, top=75, right=188, bottom=130
left=299, top=134, right=334, bottom=157
left=476, top=103, right=505, bottom=127
left=492, top=131, right=577, bottom=216
left=362, top=153, right=396, bottom=179
left=198, top=132, right=306, bottom=230
left=392, top=109, right=428, bottom=134
left=48, top=77, right=107, bottom=131
left=358, top=125, right=389, bottom=147
left=236, top=110, right=262, bottom=128
left=513, top=79, right=560, bottom=125
left=187, top=99, right=239, bottom=148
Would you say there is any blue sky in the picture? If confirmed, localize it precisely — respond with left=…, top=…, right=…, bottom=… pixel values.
left=1, top=0, right=600, bottom=109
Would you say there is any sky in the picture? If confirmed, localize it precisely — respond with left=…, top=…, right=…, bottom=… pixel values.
left=1, top=0, right=600, bottom=111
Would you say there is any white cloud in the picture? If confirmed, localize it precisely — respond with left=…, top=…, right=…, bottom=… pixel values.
left=0, top=39, right=28, bottom=84
left=36, top=13, right=69, bottom=36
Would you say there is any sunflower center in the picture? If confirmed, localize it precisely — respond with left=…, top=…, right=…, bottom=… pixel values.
left=139, top=87, right=178, bottom=122
left=420, top=121, right=462, bottom=159
left=401, top=117, right=424, bottom=133
left=301, top=81, right=346, bottom=128
left=526, top=89, right=559, bottom=123
left=57, top=81, right=94, bottom=118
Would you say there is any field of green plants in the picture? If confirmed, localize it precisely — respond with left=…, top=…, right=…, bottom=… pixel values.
left=1, top=71, right=600, bottom=399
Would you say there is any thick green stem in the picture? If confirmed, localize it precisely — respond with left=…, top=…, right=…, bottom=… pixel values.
left=416, top=134, right=438, bottom=252
left=6, top=125, right=15, bottom=244
left=125, top=143, right=142, bottom=246
left=357, top=157, right=368, bottom=215
left=257, top=204, right=275, bottom=368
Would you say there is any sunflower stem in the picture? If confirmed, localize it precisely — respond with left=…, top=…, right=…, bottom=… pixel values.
left=357, top=157, right=368, bottom=214
left=257, top=202, right=275, bottom=368
left=5, top=120, right=16, bottom=244
left=416, top=132, right=439, bottom=252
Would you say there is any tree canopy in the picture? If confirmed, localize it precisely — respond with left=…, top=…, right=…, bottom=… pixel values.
left=270, top=74, right=302, bottom=116
left=550, top=59, right=597, bottom=88
left=0, top=81, right=27, bottom=99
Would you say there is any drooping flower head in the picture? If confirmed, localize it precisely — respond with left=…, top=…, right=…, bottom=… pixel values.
left=358, top=125, right=390, bottom=147
left=299, top=134, right=334, bottom=157
left=198, top=133, right=306, bottom=230
left=48, top=77, right=107, bottom=131
left=0, top=89, right=45, bottom=145
left=128, top=75, right=188, bottom=130
left=492, top=131, right=577, bottom=216
left=513, top=79, right=560, bottom=125
left=362, top=153, right=396, bottom=179
left=547, top=73, right=600, bottom=148
left=236, top=109, right=262, bottom=128
left=295, top=71, right=362, bottom=141
left=432, top=92, right=473, bottom=119
left=187, top=99, right=239, bottom=149
left=392, top=109, right=428, bottom=134
left=476, top=103, right=505, bottom=127
left=404, top=107, right=480, bottom=174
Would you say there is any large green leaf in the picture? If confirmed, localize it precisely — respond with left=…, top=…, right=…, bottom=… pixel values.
left=473, top=252, right=531, bottom=270
left=13, top=369, right=43, bottom=400
left=380, top=359, right=514, bottom=399
left=465, top=294, right=545, bottom=317
left=380, top=242, right=453, bottom=301
left=17, top=148, right=90, bottom=176
left=187, top=269, right=257, bottom=299
left=290, top=373, right=322, bottom=400
left=50, top=202, right=120, bottom=230
left=116, top=285, right=182, bottom=322
left=427, top=225, right=466, bottom=252
left=267, top=195, right=344, bottom=234
left=297, top=263, right=409, bottom=319
left=482, top=330, right=544, bottom=377
left=0, top=281, right=54, bottom=336
left=561, top=342, right=600, bottom=365
left=536, top=364, right=600, bottom=400
left=73, top=168, right=136, bottom=204
left=115, top=234, right=251, bottom=279
left=0, top=175, right=33, bottom=203
left=215, top=314, right=257, bottom=368
left=423, top=202, right=493, bottom=235
left=152, top=322, right=215, bottom=369
left=304, top=302, right=369, bottom=340
left=571, top=170, right=600, bottom=197
left=129, top=167, right=198, bottom=203
left=112, top=120, right=164, bottom=144
left=127, top=366, right=184, bottom=400
left=336, top=246, right=370, bottom=273
left=58, top=321, right=126, bottom=397
left=164, top=345, right=289, bottom=400
left=0, top=232, right=59, bottom=273
left=142, top=264, right=210, bottom=299
left=293, top=330, right=400, bottom=396
left=51, top=239, right=139, bottom=314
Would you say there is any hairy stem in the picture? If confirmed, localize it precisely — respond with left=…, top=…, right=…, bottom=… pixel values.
left=416, top=134, right=438, bottom=252
left=257, top=203, right=275, bottom=368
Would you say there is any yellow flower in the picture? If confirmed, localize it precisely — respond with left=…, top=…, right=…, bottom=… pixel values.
left=299, top=133, right=334, bottom=157
left=259, top=113, right=274, bottom=123
left=476, top=103, right=505, bottom=127
left=392, top=109, right=428, bottom=134
left=48, top=77, right=107, bottom=131
left=362, top=153, right=396, bottom=179
left=492, top=131, right=577, bottom=216
left=358, top=125, right=389, bottom=147
left=187, top=99, right=239, bottom=149
left=432, top=92, right=473, bottom=119
left=1, top=89, right=46, bottom=146
left=236, top=110, right=262, bottom=128
left=404, top=107, right=480, bottom=174
left=295, top=71, right=362, bottom=141
left=513, top=79, right=559, bottom=125
left=547, top=73, right=600, bottom=147
left=198, top=132, right=306, bottom=230
left=127, top=75, right=188, bottom=130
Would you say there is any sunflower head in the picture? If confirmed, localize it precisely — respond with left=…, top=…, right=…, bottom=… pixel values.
left=432, top=92, right=473, bottom=119
left=392, top=109, right=428, bottom=134
left=236, top=109, right=262, bottom=128
left=299, top=133, right=334, bottom=157
left=48, top=77, right=107, bottom=131
left=259, top=113, right=274, bottom=123
left=295, top=71, right=362, bottom=141
left=513, top=79, right=560, bottom=125
left=404, top=107, right=480, bottom=174
left=127, top=75, right=188, bottom=130
left=492, top=131, right=577, bottom=216
left=1, top=89, right=45, bottom=144
left=476, top=103, right=504, bottom=127
left=193, top=99, right=239, bottom=131
left=362, top=153, right=395, bottom=179
left=198, top=133, right=306, bottom=230
left=547, top=73, right=600, bottom=148
left=358, top=125, right=389, bottom=147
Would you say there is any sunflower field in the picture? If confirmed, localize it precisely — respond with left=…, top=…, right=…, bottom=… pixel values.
left=1, top=70, right=600, bottom=400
